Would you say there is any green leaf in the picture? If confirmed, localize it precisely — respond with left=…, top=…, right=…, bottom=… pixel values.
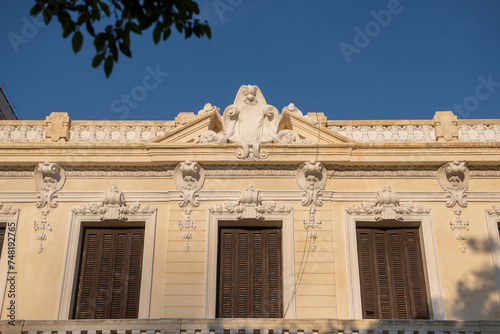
left=119, top=42, right=132, bottom=57
left=94, top=33, right=106, bottom=51
left=86, top=22, right=96, bottom=37
left=104, top=55, right=114, bottom=77
left=162, top=27, right=171, bottom=41
left=92, top=53, right=104, bottom=68
left=127, top=21, right=142, bottom=35
left=72, top=31, right=83, bottom=53
left=153, top=24, right=162, bottom=44
left=30, top=3, right=43, bottom=16
left=100, top=2, right=111, bottom=16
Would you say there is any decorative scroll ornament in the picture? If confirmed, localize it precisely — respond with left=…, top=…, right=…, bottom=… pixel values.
left=450, top=207, right=469, bottom=253
left=437, top=161, right=469, bottom=208
left=346, top=184, right=431, bottom=221
left=34, top=161, right=66, bottom=208
left=487, top=205, right=500, bottom=215
left=71, top=184, right=156, bottom=221
left=34, top=208, right=52, bottom=254
left=174, top=161, right=205, bottom=207
left=178, top=206, right=196, bottom=252
left=296, top=161, right=327, bottom=207
left=0, top=203, right=19, bottom=215
left=303, top=206, right=322, bottom=251
left=208, top=185, right=292, bottom=220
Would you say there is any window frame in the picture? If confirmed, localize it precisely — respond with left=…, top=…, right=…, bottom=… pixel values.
left=205, top=210, right=296, bottom=319
left=485, top=208, right=500, bottom=305
left=344, top=210, right=446, bottom=320
left=57, top=208, right=157, bottom=320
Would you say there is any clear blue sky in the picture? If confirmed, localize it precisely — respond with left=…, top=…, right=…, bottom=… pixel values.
left=1, top=0, right=500, bottom=121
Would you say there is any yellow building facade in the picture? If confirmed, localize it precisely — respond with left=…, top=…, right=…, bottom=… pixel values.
left=0, top=85, right=500, bottom=333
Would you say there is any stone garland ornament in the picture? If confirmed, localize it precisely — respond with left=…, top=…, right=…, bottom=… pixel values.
left=437, top=161, right=469, bottom=208
left=174, top=161, right=205, bottom=207
left=296, top=161, right=327, bottom=207
left=208, top=185, right=293, bottom=220
left=33, top=161, right=65, bottom=253
left=303, top=206, right=322, bottom=251
left=450, top=207, right=469, bottom=253
left=72, top=184, right=156, bottom=221
left=345, top=184, right=431, bottom=221
left=34, top=208, right=52, bottom=254
left=178, top=206, right=196, bottom=252
left=34, top=161, right=66, bottom=208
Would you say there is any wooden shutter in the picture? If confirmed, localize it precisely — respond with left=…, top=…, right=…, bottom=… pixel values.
left=217, top=227, right=282, bottom=318
left=357, top=227, right=429, bottom=319
left=0, top=228, right=5, bottom=259
left=74, top=228, right=144, bottom=319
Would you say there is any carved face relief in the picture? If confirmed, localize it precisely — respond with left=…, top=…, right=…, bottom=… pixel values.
left=174, top=161, right=205, bottom=207
left=34, top=162, right=66, bottom=208
left=296, top=161, right=327, bottom=206
left=437, top=161, right=469, bottom=207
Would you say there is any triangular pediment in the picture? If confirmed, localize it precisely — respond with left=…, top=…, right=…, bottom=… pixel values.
left=277, top=108, right=354, bottom=144
left=149, top=109, right=223, bottom=144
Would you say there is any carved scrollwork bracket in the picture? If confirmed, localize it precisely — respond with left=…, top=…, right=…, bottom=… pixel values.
left=71, top=184, right=156, bottom=221
left=346, top=184, right=431, bottom=221
left=34, top=161, right=66, bottom=208
left=437, top=161, right=469, bottom=208
left=296, top=161, right=327, bottom=207
left=174, top=161, right=205, bottom=207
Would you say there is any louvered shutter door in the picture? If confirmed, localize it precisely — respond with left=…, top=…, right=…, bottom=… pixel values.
left=74, top=228, right=144, bottom=319
left=218, top=227, right=282, bottom=318
left=357, top=227, right=429, bottom=319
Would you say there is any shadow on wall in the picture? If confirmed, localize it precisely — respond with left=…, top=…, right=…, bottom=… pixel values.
left=448, top=236, right=500, bottom=320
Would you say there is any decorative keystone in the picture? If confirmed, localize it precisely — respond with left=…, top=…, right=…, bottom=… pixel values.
left=433, top=111, right=458, bottom=142
left=45, top=112, right=70, bottom=142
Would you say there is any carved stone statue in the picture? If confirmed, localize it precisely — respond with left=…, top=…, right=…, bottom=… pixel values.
left=221, top=85, right=280, bottom=160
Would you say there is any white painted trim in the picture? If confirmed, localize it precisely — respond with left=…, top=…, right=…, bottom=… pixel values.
left=0, top=210, right=20, bottom=318
left=204, top=210, right=296, bottom=319
left=1, top=190, right=500, bottom=203
left=485, top=209, right=500, bottom=306
left=56, top=208, right=157, bottom=319
left=344, top=210, right=446, bottom=320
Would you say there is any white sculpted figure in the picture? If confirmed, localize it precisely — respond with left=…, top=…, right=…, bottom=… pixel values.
left=221, top=85, right=279, bottom=160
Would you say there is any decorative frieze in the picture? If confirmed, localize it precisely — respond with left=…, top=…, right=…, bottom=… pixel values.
left=71, top=185, right=156, bottom=221
left=174, top=161, right=205, bottom=207
left=437, top=161, right=469, bottom=208
left=0, top=125, right=46, bottom=142
left=68, top=125, right=171, bottom=142
left=296, top=161, right=327, bottom=206
left=328, top=125, right=435, bottom=142
left=458, top=124, right=500, bottom=142
left=345, top=185, right=431, bottom=221
left=208, top=185, right=292, bottom=220
left=34, top=162, right=66, bottom=208
left=450, top=207, right=469, bottom=253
